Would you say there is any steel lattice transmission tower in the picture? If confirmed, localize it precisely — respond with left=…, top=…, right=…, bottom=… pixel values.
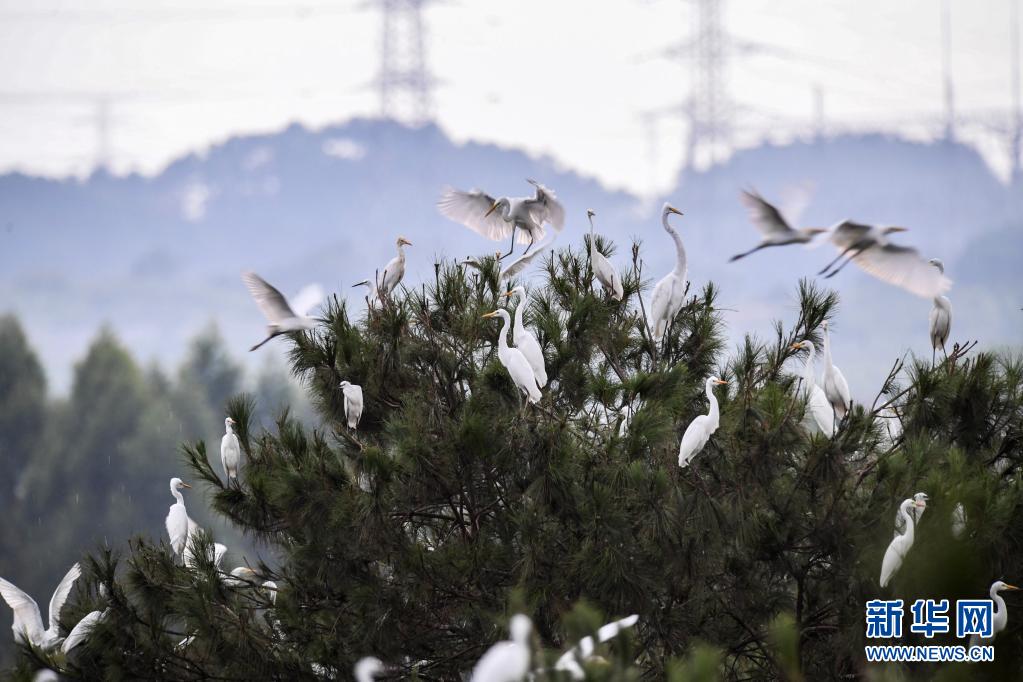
left=374, top=0, right=435, bottom=125
left=686, top=0, right=732, bottom=169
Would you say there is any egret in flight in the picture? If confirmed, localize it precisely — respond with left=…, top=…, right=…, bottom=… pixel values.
left=339, top=381, right=364, bottom=429
left=730, top=190, right=826, bottom=261
left=821, top=321, right=851, bottom=421
left=790, top=341, right=835, bottom=436
left=0, top=563, right=81, bottom=649
left=554, top=614, right=639, bottom=680
left=242, top=272, right=323, bottom=351
left=482, top=309, right=542, bottom=405
left=63, top=607, right=109, bottom=654
left=504, top=286, right=547, bottom=388
left=819, top=223, right=952, bottom=298
left=678, top=377, right=727, bottom=467
left=438, top=180, right=565, bottom=259
left=586, top=210, right=623, bottom=300
left=221, top=417, right=241, bottom=485
left=500, top=234, right=556, bottom=280
left=968, top=581, right=1018, bottom=649
left=880, top=494, right=927, bottom=587
left=471, top=614, right=532, bottom=682
left=650, top=204, right=687, bottom=343
left=927, top=259, right=952, bottom=365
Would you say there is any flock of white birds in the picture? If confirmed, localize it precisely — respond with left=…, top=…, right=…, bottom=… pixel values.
left=5, top=178, right=1007, bottom=680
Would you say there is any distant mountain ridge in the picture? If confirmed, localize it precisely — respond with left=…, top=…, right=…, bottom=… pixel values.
left=1, top=118, right=1019, bottom=392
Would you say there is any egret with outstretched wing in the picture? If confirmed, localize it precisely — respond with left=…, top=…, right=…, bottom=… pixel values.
left=242, top=272, right=323, bottom=351
left=730, top=190, right=826, bottom=261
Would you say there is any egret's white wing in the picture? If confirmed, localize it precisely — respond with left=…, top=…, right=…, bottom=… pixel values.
left=438, top=188, right=512, bottom=242
left=242, top=272, right=297, bottom=323
left=853, top=244, right=952, bottom=298
left=290, top=283, right=324, bottom=317
left=0, top=578, right=44, bottom=642
left=213, top=543, right=228, bottom=569
left=596, top=614, right=639, bottom=643
left=500, top=234, right=557, bottom=280
left=47, top=562, right=82, bottom=632
left=166, top=504, right=189, bottom=556
left=62, top=608, right=106, bottom=653
left=828, top=221, right=873, bottom=250
left=526, top=179, right=566, bottom=231
left=740, top=190, right=795, bottom=238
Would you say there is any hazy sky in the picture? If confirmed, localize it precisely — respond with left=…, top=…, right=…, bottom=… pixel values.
left=0, top=0, right=1019, bottom=193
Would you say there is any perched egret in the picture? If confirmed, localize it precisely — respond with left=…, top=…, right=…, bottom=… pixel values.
left=242, top=272, right=323, bottom=351
left=650, top=204, right=687, bottom=343
left=730, top=190, right=826, bottom=261
left=819, top=222, right=952, bottom=298
left=482, top=309, right=542, bottom=405
left=221, top=417, right=241, bottom=485
left=339, top=381, right=364, bottom=429
left=225, top=566, right=258, bottom=587
left=439, top=180, right=565, bottom=259
left=968, top=581, right=1019, bottom=649
left=880, top=495, right=927, bottom=587
left=352, top=279, right=382, bottom=309
left=554, top=614, right=639, bottom=680
left=362, top=236, right=412, bottom=299
left=500, top=234, right=556, bottom=280
left=166, top=477, right=194, bottom=558
left=504, top=286, right=547, bottom=388
left=586, top=210, right=623, bottom=300
left=0, top=563, right=81, bottom=648
left=62, top=607, right=109, bottom=654
left=951, top=503, right=967, bottom=539
left=790, top=341, right=835, bottom=436
left=928, top=259, right=952, bottom=365
left=678, top=377, right=728, bottom=467
left=893, top=492, right=929, bottom=538
left=821, top=321, right=851, bottom=420
left=354, top=657, right=386, bottom=682
left=471, top=614, right=532, bottom=682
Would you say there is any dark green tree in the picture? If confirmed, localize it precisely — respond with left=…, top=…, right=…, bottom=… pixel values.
left=5, top=241, right=1021, bottom=681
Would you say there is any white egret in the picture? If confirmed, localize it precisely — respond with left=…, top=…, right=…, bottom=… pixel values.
left=225, top=566, right=258, bottom=587
left=339, top=381, right=364, bottom=429
left=927, top=259, right=952, bottom=365
left=893, top=492, right=929, bottom=538
left=790, top=341, right=835, bottom=436
left=62, top=607, right=109, bottom=654
left=554, top=614, right=639, bottom=680
left=166, top=477, right=194, bottom=558
left=968, top=581, right=1019, bottom=649
left=438, top=180, right=565, bottom=259
left=263, top=580, right=278, bottom=606
left=821, top=321, right=851, bottom=420
left=730, top=190, right=826, bottom=261
left=0, top=563, right=81, bottom=648
left=819, top=222, right=952, bottom=298
left=586, top=210, right=622, bottom=301
left=951, top=503, right=967, bottom=539
left=503, top=286, right=547, bottom=388
left=880, top=495, right=927, bottom=587
left=242, top=272, right=323, bottom=351
left=33, top=671, right=58, bottom=682
left=500, top=234, right=556, bottom=280
left=360, top=236, right=412, bottom=299
left=650, top=204, right=687, bottom=343
left=678, top=377, right=728, bottom=467
left=221, top=417, right=241, bottom=485
left=354, top=657, right=386, bottom=682
left=471, top=614, right=532, bottom=682
left=482, top=309, right=542, bottom=405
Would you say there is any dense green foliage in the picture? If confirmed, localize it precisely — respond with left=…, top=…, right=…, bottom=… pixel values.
left=3, top=240, right=1022, bottom=681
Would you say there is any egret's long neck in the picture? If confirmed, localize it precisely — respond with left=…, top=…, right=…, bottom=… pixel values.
left=992, top=588, right=1008, bottom=633
left=497, top=313, right=511, bottom=352
left=513, top=294, right=526, bottom=334
left=226, top=423, right=235, bottom=435
left=706, top=380, right=720, bottom=424
left=588, top=215, right=596, bottom=259
left=823, top=330, right=833, bottom=366
left=663, top=213, right=687, bottom=277
left=899, top=502, right=915, bottom=543
left=802, top=343, right=817, bottom=387
left=172, top=487, right=184, bottom=504
left=500, top=198, right=512, bottom=222
left=396, top=243, right=406, bottom=259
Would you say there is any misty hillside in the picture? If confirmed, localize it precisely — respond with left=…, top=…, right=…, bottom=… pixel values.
left=1, top=119, right=1019, bottom=395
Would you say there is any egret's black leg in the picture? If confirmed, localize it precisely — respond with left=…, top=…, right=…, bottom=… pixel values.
left=824, top=244, right=871, bottom=279
left=499, top=226, right=517, bottom=260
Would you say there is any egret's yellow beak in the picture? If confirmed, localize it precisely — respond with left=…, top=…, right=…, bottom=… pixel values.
left=1004, top=584, right=1020, bottom=591
left=502, top=291, right=514, bottom=298
left=181, top=482, right=192, bottom=489
left=714, top=379, right=728, bottom=385
left=399, top=237, right=412, bottom=246
left=889, top=226, right=909, bottom=233
left=484, top=201, right=500, bottom=217
left=481, top=311, right=499, bottom=319
left=790, top=342, right=804, bottom=350
left=669, top=207, right=684, bottom=216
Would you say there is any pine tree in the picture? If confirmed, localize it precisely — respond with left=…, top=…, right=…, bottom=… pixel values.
left=6, top=239, right=1022, bottom=681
